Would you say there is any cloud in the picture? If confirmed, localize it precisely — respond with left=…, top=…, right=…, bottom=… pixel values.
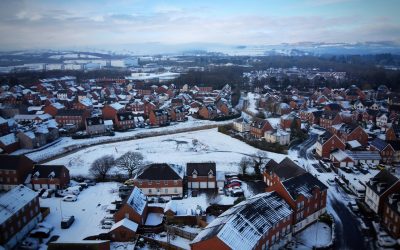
left=0, top=0, right=398, bottom=50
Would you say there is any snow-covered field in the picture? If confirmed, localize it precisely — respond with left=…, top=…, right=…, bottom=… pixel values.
left=39, top=182, right=120, bottom=242
left=14, top=117, right=234, bottom=163
left=46, top=128, right=287, bottom=177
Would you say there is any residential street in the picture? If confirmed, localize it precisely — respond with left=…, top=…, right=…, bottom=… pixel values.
left=293, top=134, right=374, bottom=250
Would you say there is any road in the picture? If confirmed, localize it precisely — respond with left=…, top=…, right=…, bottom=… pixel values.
left=293, top=134, right=373, bottom=250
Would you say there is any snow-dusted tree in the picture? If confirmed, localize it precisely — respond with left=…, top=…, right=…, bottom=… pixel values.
left=115, top=151, right=144, bottom=178
left=90, top=155, right=115, bottom=181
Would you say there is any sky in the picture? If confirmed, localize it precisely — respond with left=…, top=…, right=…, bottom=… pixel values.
left=0, top=0, right=399, bottom=51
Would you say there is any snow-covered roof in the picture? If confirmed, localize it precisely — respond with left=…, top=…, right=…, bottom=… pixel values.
left=109, top=102, right=125, bottom=111
left=125, top=187, right=147, bottom=215
left=0, top=133, right=17, bottom=146
left=0, top=185, right=37, bottom=225
left=110, top=218, right=138, bottom=232
left=331, top=149, right=351, bottom=162
left=347, top=140, right=361, bottom=149
left=192, top=192, right=292, bottom=250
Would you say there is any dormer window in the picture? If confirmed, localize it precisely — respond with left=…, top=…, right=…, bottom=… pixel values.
left=208, top=170, right=214, bottom=178
left=192, top=170, right=198, bottom=178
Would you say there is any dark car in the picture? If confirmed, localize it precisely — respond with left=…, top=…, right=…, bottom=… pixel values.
left=61, top=216, right=75, bottom=229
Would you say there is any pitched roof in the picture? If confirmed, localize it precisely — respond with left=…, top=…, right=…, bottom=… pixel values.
left=110, top=218, right=138, bottom=232
left=0, top=154, right=35, bottom=170
left=125, top=187, right=147, bottom=215
left=187, top=162, right=216, bottom=176
left=282, top=172, right=328, bottom=200
left=191, top=192, right=292, bottom=250
left=264, top=157, right=306, bottom=181
left=370, top=138, right=391, bottom=151
left=0, top=185, right=38, bottom=225
left=366, top=170, right=399, bottom=196
left=137, top=163, right=182, bottom=180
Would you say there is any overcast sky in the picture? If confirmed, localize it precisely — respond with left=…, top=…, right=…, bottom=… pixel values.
left=0, top=0, right=399, bottom=50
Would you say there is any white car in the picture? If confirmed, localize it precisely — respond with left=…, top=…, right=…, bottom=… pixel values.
left=377, top=232, right=397, bottom=247
left=62, top=195, right=77, bottom=202
left=327, top=179, right=335, bottom=186
left=101, top=220, right=114, bottom=229
left=348, top=201, right=359, bottom=212
left=37, top=222, right=54, bottom=232
left=65, top=187, right=80, bottom=195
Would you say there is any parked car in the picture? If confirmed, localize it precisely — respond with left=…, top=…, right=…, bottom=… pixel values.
left=327, top=179, right=335, bottom=186
left=225, top=182, right=241, bottom=189
left=77, top=182, right=88, bottom=189
left=62, top=195, right=77, bottom=202
left=231, top=187, right=244, bottom=197
left=19, top=238, right=39, bottom=250
left=29, top=227, right=51, bottom=238
left=65, top=187, right=80, bottom=195
left=377, top=231, right=397, bottom=248
left=41, top=189, right=54, bottom=199
left=84, top=179, right=96, bottom=186
left=37, top=222, right=54, bottom=232
left=348, top=201, right=359, bottom=212
left=61, top=216, right=75, bottom=229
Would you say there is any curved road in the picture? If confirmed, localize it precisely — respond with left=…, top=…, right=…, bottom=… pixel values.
left=293, top=134, right=372, bottom=250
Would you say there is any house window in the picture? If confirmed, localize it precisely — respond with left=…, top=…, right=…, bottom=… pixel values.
left=174, top=188, right=178, bottom=193
left=148, top=189, right=152, bottom=194
left=165, top=188, right=168, bottom=194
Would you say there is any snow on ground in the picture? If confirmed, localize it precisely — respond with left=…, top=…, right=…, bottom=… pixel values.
left=246, top=92, right=260, bottom=115
left=46, top=128, right=287, bottom=177
left=152, top=233, right=191, bottom=249
left=145, top=213, right=163, bottom=226
left=14, top=117, right=233, bottom=162
left=295, top=222, right=332, bottom=249
left=110, top=242, right=135, bottom=250
left=39, top=182, right=120, bottom=241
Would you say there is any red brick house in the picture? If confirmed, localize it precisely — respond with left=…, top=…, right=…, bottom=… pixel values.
left=266, top=172, right=328, bottom=233
left=319, top=111, right=342, bottom=132
left=114, top=112, right=136, bottom=131
left=168, top=106, right=186, bottom=122
left=109, top=218, right=138, bottom=242
left=309, top=110, right=323, bottom=125
left=382, top=193, right=400, bottom=239
left=198, top=105, right=218, bottom=120
left=190, top=192, right=293, bottom=250
left=149, top=109, right=170, bottom=126
left=28, top=164, right=70, bottom=190
left=250, top=118, right=273, bottom=138
left=43, top=102, right=65, bottom=117
left=143, top=101, right=156, bottom=117
left=386, top=125, right=400, bottom=141
left=334, top=124, right=369, bottom=146
left=0, top=155, right=35, bottom=191
left=102, top=103, right=126, bottom=120
left=280, top=114, right=301, bottom=130
left=370, top=138, right=395, bottom=163
left=0, top=185, right=41, bottom=249
left=263, top=158, right=306, bottom=187
left=315, top=132, right=346, bottom=158
left=55, top=109, right=90, bottom=131
left=0, top=116, right=9, bottom=136
left=114, top=187, right=148, bottom=225
left=187, top=163, right=216, bottom=189
left=133, top=163, right=183, bottom=197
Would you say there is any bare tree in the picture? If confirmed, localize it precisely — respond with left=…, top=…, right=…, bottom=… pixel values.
left=239, top=156, right=253, bottom=175
left=115, top=151, right=144, bottom=178
left=250, top=151, right=270, bottom=177
left=90, top=155, right=115, bottom=181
